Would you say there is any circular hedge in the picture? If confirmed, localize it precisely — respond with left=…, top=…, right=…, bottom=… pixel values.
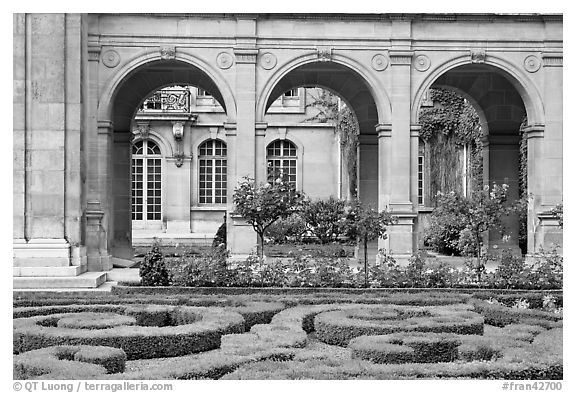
left=13, top=305, right=245, bottom=360
left=314, top=305, right=484, bottom=346
left=349, top=332, right=462, bottom=364
left=57, top=313, right=136, bottom=330
left=13, top=345, right=127, bottom=379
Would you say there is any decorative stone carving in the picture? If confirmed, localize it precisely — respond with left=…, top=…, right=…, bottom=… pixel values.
left=542, top=52, right=562, bottom=67
left=389, top=51, right=413, bottom=66
left=524, top=55, right=541, bottom=73
left=216, top=52, right=234, bottom=69
left=413, top=54, right=431, bottom=71
left=260, top=52, right=277, bottom=70
left=317, top=46, right=333, bottom=62
left=131, top=122, right=150, bottom=140
left=371, top=54, right=389, bottom=71
left=160, top=46, right=176, bottom=60
left=470, top=49, right=486, bottom=63
left=102, top=50, right=120, bottom=68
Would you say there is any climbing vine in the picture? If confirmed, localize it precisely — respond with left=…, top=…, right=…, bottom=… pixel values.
left=419, top=88, right=484, bottom=202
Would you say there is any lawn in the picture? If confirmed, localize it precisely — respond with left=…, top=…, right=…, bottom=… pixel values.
left=13, top=289, right=562, bottom=380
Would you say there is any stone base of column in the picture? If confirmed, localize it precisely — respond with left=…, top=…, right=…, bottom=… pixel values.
left=13, top=239, right=71, bottom=268
left=533, top=212, right=563, bottom=254
left=385, top=213, right=417, bottom=256
left=227, top=214, right=257, bottom=258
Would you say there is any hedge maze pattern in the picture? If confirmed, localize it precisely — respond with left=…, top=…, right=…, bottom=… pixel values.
left=13, top=296, right=562, bottom=380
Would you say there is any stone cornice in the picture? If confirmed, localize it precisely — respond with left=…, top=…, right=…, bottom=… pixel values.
left=389, top=50, right=414, bottom=65
left=542, top=52, right=563, bottom=67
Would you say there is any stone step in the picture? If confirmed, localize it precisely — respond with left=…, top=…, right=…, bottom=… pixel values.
left=107, top=268, right=140, bottom=283
left=111, top=257, right=139, bottom=268
left=13, top=266, right=82, bottom=277
left=13, top=272, right=107, bottom=289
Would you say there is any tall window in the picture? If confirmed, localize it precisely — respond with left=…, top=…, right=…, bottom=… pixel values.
left=132, top=140, right=162, bottom=222
left=267, top=140, right=297, bottom=187
left=199, top=140, right=227, bottom=204
left=418, top=155, right=425, bottom=205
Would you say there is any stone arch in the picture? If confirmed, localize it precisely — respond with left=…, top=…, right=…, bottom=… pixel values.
left=411, top=53, right=545, bottom=128
left=98, top=49, right=237, bottom=124
left=256, top=52, right=392, bottom=127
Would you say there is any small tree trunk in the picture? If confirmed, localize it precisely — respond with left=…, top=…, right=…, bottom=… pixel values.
left=364, top=236, right=368, bottom=288
left=257, top=232, right=265, bottom=260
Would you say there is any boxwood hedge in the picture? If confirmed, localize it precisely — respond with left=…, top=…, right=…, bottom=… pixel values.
left=13, top=345, right=126, bottom=379
left=13, top=306, right=245, bottom=360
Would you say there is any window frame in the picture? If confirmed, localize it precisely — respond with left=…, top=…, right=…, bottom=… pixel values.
left=198, top=139, right=228, bottom=205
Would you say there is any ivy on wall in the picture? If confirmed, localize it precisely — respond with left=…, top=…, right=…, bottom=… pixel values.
left=419, top=88, right=484, bottom=203
left=305, top=89, right=360, bottom=198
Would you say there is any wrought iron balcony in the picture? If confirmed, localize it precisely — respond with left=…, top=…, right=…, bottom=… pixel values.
left=138, top=87, right=191, bottom=113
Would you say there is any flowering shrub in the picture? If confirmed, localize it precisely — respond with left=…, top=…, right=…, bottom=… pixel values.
left=300, top=197, right=348, bottom=244
left=264, top=214, right=308, bottom=244
left=139, top=243, right=171, bottom=286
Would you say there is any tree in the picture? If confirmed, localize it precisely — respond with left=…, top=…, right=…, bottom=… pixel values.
left=300, top=196, right=348, bottom=244
left=233, top=176, right=305, bottom=259
left=344, top=200, right=395, bottom=287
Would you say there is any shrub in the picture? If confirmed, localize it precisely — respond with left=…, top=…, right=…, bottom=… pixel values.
left=13, top=345, right=126, bottom=379
left=350, top=339, right=415, bottom=364
left=492, top=249, right=529, bottom=289
left=527, top=248, right=563, bottom=289
left=225, top=302, right=285, bottom=329
left=470, top=299, right=562, bottom=327
left=265, top=214, right=307, bottom=244
left=314, top=305, right=484, bottom=346
left=170, top=247, right=231, bottom=287
left=139, top=244, right=171, bottom=286
left=300, top=197, right=348, bottom=244
left=57, top=312, right=136, bottom=329
left=13, top=306, right=245, bottom=359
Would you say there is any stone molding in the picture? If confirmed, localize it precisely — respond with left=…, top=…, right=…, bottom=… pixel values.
left=224, top=122, right=237, bottom=136
left=413, top=54, right=431, bottom=71
left=87, top=45, right=101, bottom=62
left=389, top=50, right=413, bottom=65
left=233, top=48, right=258, bottom=64
left=522, top=124, right=545, bottom=139
left=410, top=124, right=422, bottom=138
left=376, top=123, right=392, bottom=138
left=259, top=52, right=277, bottom=69
left=542, top=52, right=563, bottom=67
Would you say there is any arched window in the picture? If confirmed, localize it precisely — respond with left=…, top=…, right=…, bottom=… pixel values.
left=132, top=140, right=162, bottom=223
left=198, top=139, right=227, bottom=204
left=267, top=140, right=297, bottom=187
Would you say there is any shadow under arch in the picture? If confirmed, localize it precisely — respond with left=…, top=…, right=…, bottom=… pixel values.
left=256, top=53, right=392, bottom=129
left=98, top=50, right=237, bottom=126
left=411, top=54, right=545, bottom=128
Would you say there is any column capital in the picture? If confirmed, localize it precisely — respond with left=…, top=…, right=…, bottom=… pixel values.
left=410, top=124, right=422, bottom=138
left=542, top=52, right=563, bottom=67
left=522, top=124, right=545, bottom=139
left=389, top=50, right=414, bottom=66
left=233, top=48, right=259, bottom=64
left=224, top=122, right=237, bottom=136
left=87, top=45, right=101, bottom=62
left=255, top=122, right=268, bottom=136
left=376, top=123, right=392, bottom=138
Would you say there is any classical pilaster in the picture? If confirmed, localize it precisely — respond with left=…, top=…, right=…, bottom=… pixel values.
left=255, top=122, right=268, bottom=184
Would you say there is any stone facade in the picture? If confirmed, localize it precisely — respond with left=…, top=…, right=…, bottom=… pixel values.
left=13, top=13, right=563, bottom=280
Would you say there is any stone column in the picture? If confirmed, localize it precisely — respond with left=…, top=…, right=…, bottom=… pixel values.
left=165, top=121, right=192, bottom=233
left=14, top=14, right=77, bottom=270
left=376, top=124, right=392, bottom=252
left=255, top=122, right=268, bottom=184
left=111, top=132, right=133, bottom=261
left=226, top=18, right=259, bottom=258
left=387, top=48, right=417, bottom=257
left=537, top=52, right=563, bottom=253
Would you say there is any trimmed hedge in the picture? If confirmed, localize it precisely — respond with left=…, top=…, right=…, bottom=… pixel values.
left=14, top=306, right=245, bottom=360
left=226, top=302, right=285, bottom=329
left=57, top=313, right=136, bottom=330
left=13, top=345, right=126, bottom=379
left=349, top=333, right=461, bottom=363
left=471, top=300, right=562, bottom=327
left=314, top=305, right=484, bottom=346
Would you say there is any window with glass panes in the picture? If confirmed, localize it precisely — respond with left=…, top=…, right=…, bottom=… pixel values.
left=418, top=155, right=424, bottom=205
left=199, top=140, right=227, bottom=204
left=266, top=140, right=297, bottom=187
left=131, top=140, right=162, bottom=221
